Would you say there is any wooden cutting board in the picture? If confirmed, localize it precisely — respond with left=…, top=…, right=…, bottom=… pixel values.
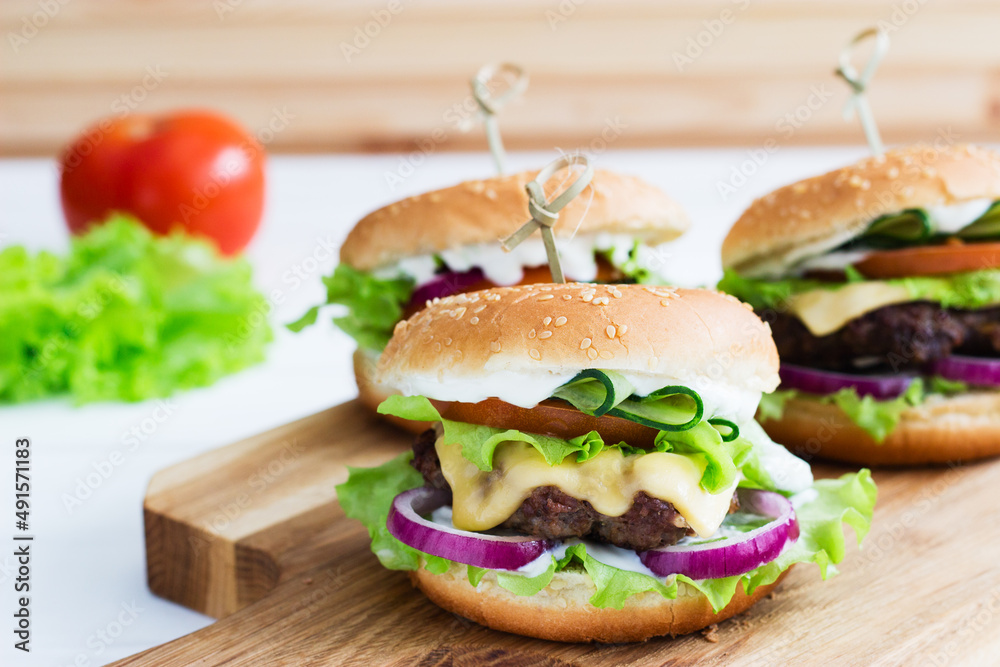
left=112, top=400, right=1000, bottom=666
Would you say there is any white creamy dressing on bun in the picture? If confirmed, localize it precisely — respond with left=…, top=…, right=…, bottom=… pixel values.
left=794, top=198, right=995, bottom=274
left=396, top=369, right=763, bottom=424
left=376, top=233, right=671, bottom=287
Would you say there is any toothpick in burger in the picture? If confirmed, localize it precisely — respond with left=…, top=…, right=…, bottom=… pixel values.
left=289, top=169, right=689, bottom=431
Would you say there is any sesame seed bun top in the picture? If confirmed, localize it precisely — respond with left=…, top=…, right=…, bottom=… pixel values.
left=722, top=144, right=1000, bottom=277
left=375, top=283, right=779, bottom=407
left=340, top=169, right=690, bottom=271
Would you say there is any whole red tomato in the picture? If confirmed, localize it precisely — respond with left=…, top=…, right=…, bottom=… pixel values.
left=59, top=110, right=266, bottom=255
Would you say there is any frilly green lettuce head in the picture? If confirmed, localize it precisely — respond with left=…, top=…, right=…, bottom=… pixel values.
left=0, top=215, right=271, bottom=404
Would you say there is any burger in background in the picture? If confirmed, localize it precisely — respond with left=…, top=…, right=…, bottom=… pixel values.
left=720, top=144, right=1000, bottom=464
left=290, top=169, right=690, bottom=430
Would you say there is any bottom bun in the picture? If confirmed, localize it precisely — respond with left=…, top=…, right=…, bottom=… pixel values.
left=410, top=561, right=787, bottom=643
left=760, top=390, right=1000, bottom=465
left=354, top=349, right=429, bottom=435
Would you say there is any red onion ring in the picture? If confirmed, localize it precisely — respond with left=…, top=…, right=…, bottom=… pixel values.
left=779, top=363, right=915, bottom=400
left=929, top=355, right=1000, bottom=387
left=409, top=269, right=485, bottom=306
left=388, top=487, right=549, bottom=571
left=638, top=489, right=798, bottom=580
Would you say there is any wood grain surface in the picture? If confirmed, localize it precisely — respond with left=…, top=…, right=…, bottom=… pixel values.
left=3, top=0, right=1000, bottom=155
left=112, top=398, right=1000, bottom=665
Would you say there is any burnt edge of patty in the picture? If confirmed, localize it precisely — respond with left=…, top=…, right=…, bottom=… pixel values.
left=410, top=428, right=738, bottom=551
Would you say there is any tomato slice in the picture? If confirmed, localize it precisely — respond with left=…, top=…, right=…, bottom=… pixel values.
left=852, top=242, right=1000, bottom=279
left=432, top=397, right=658, bottom=449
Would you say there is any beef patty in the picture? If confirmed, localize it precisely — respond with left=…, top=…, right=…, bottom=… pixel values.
left=411, top=429, right=735, bottom=551
left=767, top=302, right=1000, bottom=372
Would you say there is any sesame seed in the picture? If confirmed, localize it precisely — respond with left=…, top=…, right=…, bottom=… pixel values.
left=474, top=305, right=487, bottom=313
left=444, top=337, right=452, bottom=346
left=529, top=349, right=541, bottom=360
left=485, top=189, right=498, bottom=200
left=489, top=341, right=501, bottom=353
left=599, top=350, right=614, bottom=360
left=619, top=324, right=628, bottom=336
left=528, top=329, right=537, bottom=339
left=539, top=331, right=553, bottom=339
left=660, top=299, right=671, bottom=307
left=587, top=348, right=599, bottom=360
left=470, top=316, right=479, bottom=325
left=594, top=297, right=609, bottom=306
left=606, top=325, right=616, bottom=338
left=582, top=294, right=594, bottom=303
left=454, top=307, right=467, bottom=319
left=538, top=294, right=554, bottom=301
left=543, top=317, right=552, bottom=326
left=433, top=342, right=442, bottom=353
left=555, top=316, right=567, bottom=327
left=580, top=337, right=592, bottom=349
left=562, top=294, right=573, bottom=301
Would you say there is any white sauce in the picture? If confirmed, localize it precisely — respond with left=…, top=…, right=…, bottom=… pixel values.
left=396, top=368, right=763, bottom=423
left=791, top=487, right=819, bottom=509
left=513, top=539, right=665, bottom=581
left=794, top=249, right=870, bottom=273
left=794, top=198, right=995, bottom=274
left=374, top=233, right=673, bottom=287
left=926, top=198, right=993, bottom=234
left=739, top=420, right=814, bottom=493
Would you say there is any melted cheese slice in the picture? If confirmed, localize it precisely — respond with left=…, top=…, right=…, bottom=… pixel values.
left=787, top=282, right=912, bottom=336
left=436, top=439, right=737, bottom=538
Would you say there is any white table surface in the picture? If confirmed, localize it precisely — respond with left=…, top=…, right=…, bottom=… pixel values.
left=0, top=146, right=870, bottom=666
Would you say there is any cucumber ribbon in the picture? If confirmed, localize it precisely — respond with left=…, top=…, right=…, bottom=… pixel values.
left=847, top=201, right=1000, bottom=249
left=551, top=369, right=738, bottom=441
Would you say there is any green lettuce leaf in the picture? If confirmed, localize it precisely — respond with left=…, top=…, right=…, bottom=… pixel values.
left=377, top=395, right=605, bottom=469
left=928, top=375, right=969, bottom=395
left=495, top=559, right=558, bottom=596
left=759, top=383, right=926, bottom=443
left=824, top=380, right=924, bottom=442
left=378, top=394, right=747, bottom=494
left=558, top=543, right=677, bottom=608
left=288, top=264, right=413, bottom=351
left=718, top=268, right=1000, bottom=313
left=335, top=451, right=426, bottom=570
left=337, top=452, right=877, bottom=613
left=0, top=216, right=271, bottom=404
left=716, top=269, right=826, bottom=311
left=757, top=389, right=798, bottom=422
left=599, top=241, right=658, bottom=284
left=651, top=422, right=752, bottom=494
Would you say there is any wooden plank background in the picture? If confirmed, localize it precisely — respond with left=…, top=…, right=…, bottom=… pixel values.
left=2, top=0, right=999, bottom=155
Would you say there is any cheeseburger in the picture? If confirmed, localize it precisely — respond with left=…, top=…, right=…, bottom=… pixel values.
left=721, top=144, right=1000, bottom=465
left=290, top=169, right=689, bottom=429
left=337, top=283, right=875, bottom=642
